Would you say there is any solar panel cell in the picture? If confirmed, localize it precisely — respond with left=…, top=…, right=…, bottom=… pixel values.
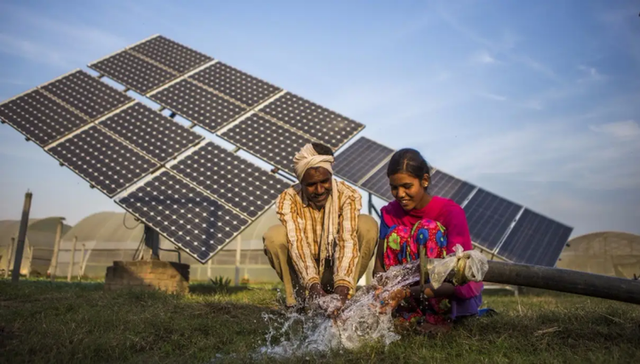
left=98, top=103, right=203, bottom=163
left=360, top=163, right=394, bottom=202
left=463, top=189, right=522, bottom=252
left=116, top=170, right=250, bottom=262
left=333, top=137, right=394, bottom=185
left=259, top=93, right=363, bottom=150
left=219, top=113, right=313, bottom=174
left=170, top=141, right=291, bottom=218
left=40, top=70, right=132, bottom=120
left=189, top=62, right=281, bottom=107
left=89, top=51, right=177, bottom=95
left=429, top=170, right=476, bottom=206
left=496, top=209, right=573, bottom=266
left=0, top=90, right=88, bottom=146
left=129, top=35, right=213, bottom=74
left=149, top=79, right=247, bottom=133
left=46, top=125, right=158, bottom=197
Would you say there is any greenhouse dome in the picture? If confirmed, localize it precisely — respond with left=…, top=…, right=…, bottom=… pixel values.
left=557, top=231, right=640, bottom=279
left=0, top=217, right=72, bottom=276
left=52, top=208, right=282, bottom=283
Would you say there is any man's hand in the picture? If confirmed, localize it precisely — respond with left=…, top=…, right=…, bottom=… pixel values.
left=333, top=285, right=350, bottom=305
left=308, top=283, right=327, bottom=302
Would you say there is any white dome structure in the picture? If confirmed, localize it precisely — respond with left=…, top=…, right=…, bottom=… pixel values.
left=557, top=231, right=640, bottom=279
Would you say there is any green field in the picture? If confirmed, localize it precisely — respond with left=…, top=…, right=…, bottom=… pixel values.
left=1, top=279, right=639, bottom=364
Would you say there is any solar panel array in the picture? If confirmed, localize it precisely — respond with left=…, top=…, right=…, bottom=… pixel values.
left=1, top=34, right=573, bottom=266
left=333, top=136, right=573, bottom=266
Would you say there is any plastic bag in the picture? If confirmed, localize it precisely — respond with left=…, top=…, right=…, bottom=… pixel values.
left=429, top=244, right=489, bottom=289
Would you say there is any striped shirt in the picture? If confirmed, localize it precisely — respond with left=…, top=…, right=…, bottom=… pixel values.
left=275, top=180, right=362, bottom=291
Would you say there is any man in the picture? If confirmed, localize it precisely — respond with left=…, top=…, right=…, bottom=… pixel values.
left=263, top=142, right=378, bottom=309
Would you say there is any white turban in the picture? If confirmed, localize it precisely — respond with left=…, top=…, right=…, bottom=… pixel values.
left=293, top=143, right=334, bottom=182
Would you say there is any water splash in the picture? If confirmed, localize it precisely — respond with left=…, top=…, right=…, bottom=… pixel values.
left=257, top=261, right=421, bottom=358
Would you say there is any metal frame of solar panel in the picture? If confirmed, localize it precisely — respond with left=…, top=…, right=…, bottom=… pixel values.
left=494, top=208, right=573, bottom=267
left=255, top=91, right=365, bottom=151
left=462, top=188, right=523, bottom=253
left=115, top=169, right=253, bottom=262
left=88, top=34, right=214, bottom=96
left=218, top=111, right=315, bottom=174
left=149, top=78, right=249, bottom=134
left=333, top=137, right=394, bottom=186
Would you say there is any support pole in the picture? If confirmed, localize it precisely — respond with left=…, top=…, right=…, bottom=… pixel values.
left=12, top=190, right=33, bottom=283
left=26, top=246, right=33, bottom=278
left=49, top=218, right=65, bottom=282
left=67, top=236, right=77, bottom=282
left=78, top=243, right=86, bottom=281
left=144, top=225, right=160, bottom=260
left=4, top=238, right=14, bottom=278
left=207, top=259, right=212, bottom=279
left=235, top=236, right=242, bottom=286
left=368, top=193, right=373, bottom=216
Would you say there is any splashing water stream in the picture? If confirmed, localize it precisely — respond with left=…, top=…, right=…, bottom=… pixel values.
left=257, top=261, right=421, bottom=358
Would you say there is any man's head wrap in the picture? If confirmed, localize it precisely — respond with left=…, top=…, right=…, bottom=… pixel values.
left=293, top=143, right=334, bottom=182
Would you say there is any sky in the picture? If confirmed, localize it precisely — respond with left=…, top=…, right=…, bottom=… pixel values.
left=0, top=0, right=639, bottom=240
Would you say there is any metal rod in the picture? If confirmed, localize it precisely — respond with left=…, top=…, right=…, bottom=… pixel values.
left=169, top=112, right=177, bottom=119
left=67, top=236, right=77, bottom=282
left=49, top=218, right=64, bottom=281
left=368, top=193, right=373, bottom=216
left=11, top=191, right=33, bottom=283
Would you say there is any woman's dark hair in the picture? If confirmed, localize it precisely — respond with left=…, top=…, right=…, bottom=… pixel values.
left=312, top=142, right=334, bottom=156
left=387, top=148, right=431, bottom=189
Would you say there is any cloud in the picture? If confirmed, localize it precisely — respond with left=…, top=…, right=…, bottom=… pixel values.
left=0, top=34, right=70, bottom=68
left=435, top=119, right=640, bottom=191
left=478, top=92, right=507, bottom=101
left=589, top=120, right=640, bottom=140
left=577, top=65, right=605, bottom=82
left=471, top=50, right=498, bottom=64
left=0, top=5, right=127, bottom=68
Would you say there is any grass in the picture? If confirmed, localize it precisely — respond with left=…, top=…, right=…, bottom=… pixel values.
left=1, top=279, right=639, bottom=364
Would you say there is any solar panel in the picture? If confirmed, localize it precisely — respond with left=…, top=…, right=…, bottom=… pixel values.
left=219, top=113, right=313, bottom=174
left=116, top=170, right=250, bottom=263
left=46, top=125, right=159, bottom=197
left=258, top=92, right=364, bottom=150
left=360, top=163, right=394, bottom=202
left=463, top=189, right=522, bottom=252
left=429, top=170, right=476, bottom=206
left=129, top=35, right=213, bottom=74
left=188, top=62, right=281, bottom=107
left=149, top=79, right=247, bottom=133
left=98, top=102, right=204, bottom=164
left=0, top=89, right=88, bottom=147
left=496, top=209, right=573, bottom=266
left=88, top=50, right=178, bottom=95
left=40, top=70, right=133, bottom=120
left=169, top=141, right=291, bottom=219
left=333, top=137, right=394, bottom=185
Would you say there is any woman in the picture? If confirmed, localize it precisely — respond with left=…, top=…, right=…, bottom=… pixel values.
left=372, top=148, right=484, bottom=331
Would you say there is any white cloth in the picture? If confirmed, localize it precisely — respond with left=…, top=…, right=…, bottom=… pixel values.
left=292, top=144, right=340, bottom=267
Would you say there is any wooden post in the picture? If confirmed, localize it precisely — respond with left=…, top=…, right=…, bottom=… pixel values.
left=26, top=246, right=33, bottom=278
left=12, top=190, right=33, bottom=283
left=4, top=238, right=15, bottom=278
left=49, top=218, right=64, bottom=282
left=78, top=243, right=86, bottom=281
left=207, top=258, right=212, bottom=279
left=67, top=236, right=77, bottom=282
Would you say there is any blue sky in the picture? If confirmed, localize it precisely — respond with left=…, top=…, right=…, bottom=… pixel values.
left=0, top=0, right=639, bottom=239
